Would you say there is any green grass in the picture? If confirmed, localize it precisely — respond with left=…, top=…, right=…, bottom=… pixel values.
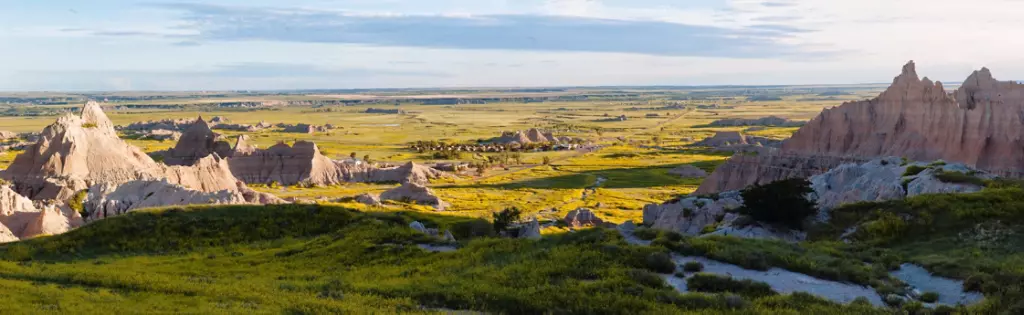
left=0, top=204, right=899, bottom=314
left=809, top=187, right=1024, bottom=313
left=686, top=273, right=776, bottom=298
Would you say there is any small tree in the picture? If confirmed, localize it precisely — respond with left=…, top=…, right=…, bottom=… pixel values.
left=738, top=178, right=816, bottom=230
left=542, top=156, right=551, bottom=165
left=363, top=154, right=371, bottom=163
left=492, top=207, right=522, bottom=234
left=350, top=152, right=357, bottom=159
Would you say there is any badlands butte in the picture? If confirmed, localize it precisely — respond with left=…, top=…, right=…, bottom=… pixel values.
left=0, top=61, right=1022, bottom=313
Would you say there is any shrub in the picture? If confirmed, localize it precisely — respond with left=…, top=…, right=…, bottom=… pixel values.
left=542, top=156, right=551, bottom=165
left=919, top=291, right=939, bottom=303
left=68, top=190, right=88, bottom=217
left=933, top=170, right=985, bottom=186
left=685, top=273, right=776, bottom=298
left=82, top=123, right=98, bottom=128
left=738, top=178, right=817, bottom=230
left=683, top=261, right=704, bottom=272
left=632, top=227, right=660, bottom=241
left=644, top=252, right=676, bottom=274
left=903, top=165, right=927, bottom=177
left=492, top=207, right=522, bottom=234
left=628, top=269, right=667, bottom=288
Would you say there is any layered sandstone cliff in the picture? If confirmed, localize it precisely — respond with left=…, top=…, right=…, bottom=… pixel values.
left=0, top=102, right=239, bottom=200
left=698, top=61, right=1024, bottom=193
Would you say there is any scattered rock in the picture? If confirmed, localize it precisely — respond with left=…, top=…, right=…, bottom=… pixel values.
left=563, top=208, right=604, bottom=228
left=355, top=193, right=382, bottom=206
left=708, top=116, right=804, bottom=127
left=380, top=183, right=449, bottom=210
left=668, top=165, right=708, bottom=178
left=518, top=217, right=541, bottom=240
left=409, top=221, right=428, bottom=234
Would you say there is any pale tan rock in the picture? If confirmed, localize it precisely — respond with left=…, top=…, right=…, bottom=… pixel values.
left=380, top=183, right=448, bottom=210
left=0, top=222, right=17, bottom=243
left=21, top=204, right=83, bottom=239
left=0, top=102, right=239, bottom=200
left=163, top=117, right=233, bottom=166
left=84, top=179, right=247, bottom=221
left=355, top=193, right=382, bottom=206
left=563, top=208, right=604, bottom=227
left=518, top=217, right=541, bottom=240
left=0, top=130, right=17, bottom=140
left=0, top=185, right=82, bottom=239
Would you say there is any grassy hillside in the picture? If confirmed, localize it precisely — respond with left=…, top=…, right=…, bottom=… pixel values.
left=0, top=204, right=888, bottom=314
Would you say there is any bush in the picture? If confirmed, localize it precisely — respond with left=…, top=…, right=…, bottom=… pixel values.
left=683, top=261, right=704, bottom=272
left=738, top=178, right=817, bottom=230
left=685, top=273, right=776, bottom=298
left=919, top=291, right=939, bottom=303
left=933, top=170, right=985, bottom=186
left=632, top=227, right=660, bottom=241
left=492, top=207, right=522, bottom=234
left=644, top=252, right=676, bottom=274
left=69, top=190, right=88, bottom=217
left=903, top=165, right=927, bottom=177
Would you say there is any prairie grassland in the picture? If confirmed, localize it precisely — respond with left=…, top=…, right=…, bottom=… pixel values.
left=0, top=96, right=834, bottom=223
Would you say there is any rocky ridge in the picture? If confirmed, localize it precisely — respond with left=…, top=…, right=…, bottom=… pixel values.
left=646, top=157, right=990, bottom=241
left=698, top=61, right=1024, bottom=193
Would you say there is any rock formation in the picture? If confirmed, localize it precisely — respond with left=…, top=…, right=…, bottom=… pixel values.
left=0, top=130, right=17, bottom=140
left=563, top=208, right=604, bottom=228
left=279, top=123, right=333, bottom=134
left=668, top=165, right=708, bottom=178
left=366, top=108, right=406, bottom=114
left=699, top=61, right=1024, bottom=193
left=0, top=185, right=83, bottom=242
left=355, top=193, right=382, bottom=206
left=163, top=117, right=233, bottom=166
left=518, top=217, right=542, bottom=240
left=84, top=180, right=248, bottom=221
left=708, top=116, right=804, bottom=127
left=380, top=183, right=449, bottom=210
left=692, top=131, right=780, bottom=149
left=647, top=157, right=990, bottom=241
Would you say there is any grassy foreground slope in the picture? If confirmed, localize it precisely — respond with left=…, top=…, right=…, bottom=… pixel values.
left=0, top=205, right=885, bottom=314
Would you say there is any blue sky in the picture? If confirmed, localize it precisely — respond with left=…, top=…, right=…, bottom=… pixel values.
left=2, top=0, right=1023, bottom=91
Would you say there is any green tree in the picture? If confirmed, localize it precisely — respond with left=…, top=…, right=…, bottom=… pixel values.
left=492, top=207, right=522, bottom=234
left=738, top=178, right=817, bottom=230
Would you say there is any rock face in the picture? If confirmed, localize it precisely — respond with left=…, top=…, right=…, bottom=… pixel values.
left=0, top=102, right=241, bottom=200
left=700, top=61, right=1024, bottom=193
left=380, top=183, right=449, bottom=210
left=0, top=185, right=83, bottom=242
left=164, top=117, right=233, bottom=166
left=648, top=158, right=990, bottom=241
left=83, top=180, right=248, bottom=221
left=0, top=130, right=18, bottom=140
left=668, top=165, right=708, bottom=178
left=563, top=208, right=604, bottom=228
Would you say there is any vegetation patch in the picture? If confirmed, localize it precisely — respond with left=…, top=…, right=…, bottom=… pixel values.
left=686, top=273, right=776, bottom=298
left=738, top=178, right=817, bottom=230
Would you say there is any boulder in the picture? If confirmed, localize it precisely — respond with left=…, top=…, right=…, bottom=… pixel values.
left=668, top=165, right=708, bottom=178
left=355, top=193, right=382, bottom=206
left=380, top=183, right=449, bottom=210
left=409, top=221, right=428, bottom=234
left=518, top=218, right=541, bottom=240
left=563, top=208, right=604, bottom=228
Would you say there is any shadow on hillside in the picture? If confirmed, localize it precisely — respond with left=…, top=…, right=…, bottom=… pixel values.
left=441, top=161, right=722, bottom=190
left=0, top=204, right=494, bottom=262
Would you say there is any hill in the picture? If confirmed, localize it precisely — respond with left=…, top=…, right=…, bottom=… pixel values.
left=0, top=204, right=899, bottom=314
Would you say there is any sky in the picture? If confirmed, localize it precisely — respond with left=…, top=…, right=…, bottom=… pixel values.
left=2, top=0, right=1024, bottom=91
